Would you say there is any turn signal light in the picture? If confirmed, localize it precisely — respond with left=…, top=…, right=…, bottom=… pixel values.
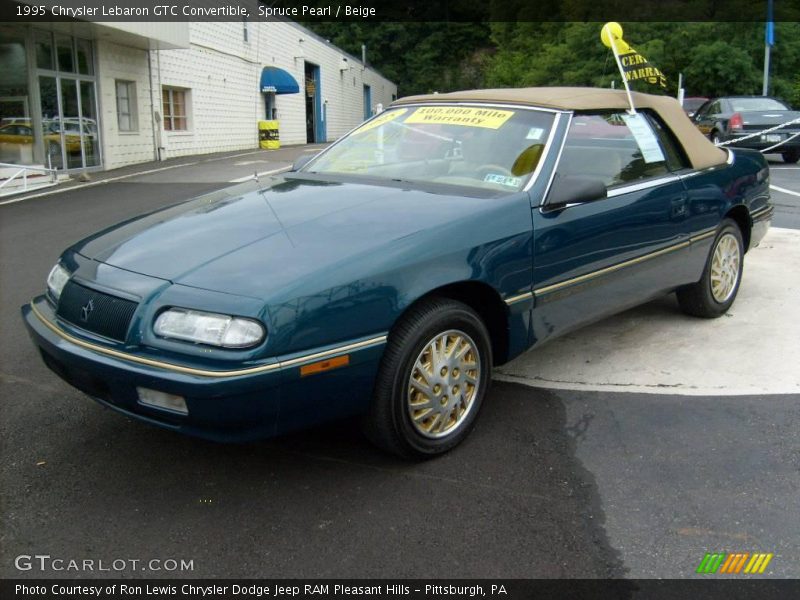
left=300, top=355, right=350, bottom=377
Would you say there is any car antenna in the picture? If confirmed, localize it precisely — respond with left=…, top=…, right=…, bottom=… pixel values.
left=255, top=171, right=295, bottom=248
left=253, top=170, right=271, bottom=197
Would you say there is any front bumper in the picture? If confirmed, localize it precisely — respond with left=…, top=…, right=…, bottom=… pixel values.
left=22, top=296, right=385, bottom=442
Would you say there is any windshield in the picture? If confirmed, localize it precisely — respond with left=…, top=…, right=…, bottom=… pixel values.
left=729, top=97, right=790, bottom=112
left=304, top=105, right=556, bottom=194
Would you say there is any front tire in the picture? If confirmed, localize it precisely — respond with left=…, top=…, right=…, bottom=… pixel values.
left=677, top=219, right=744, bottom=318
left=363, top=297, right=492, bottom=459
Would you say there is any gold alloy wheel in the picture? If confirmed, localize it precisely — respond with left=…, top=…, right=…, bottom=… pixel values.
left=710, top=232, right=741, bottom=303
left=407, top=329, right=481, bottom=439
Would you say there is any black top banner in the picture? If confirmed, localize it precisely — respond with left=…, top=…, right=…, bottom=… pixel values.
left=2, top=0, right=800, bottom=22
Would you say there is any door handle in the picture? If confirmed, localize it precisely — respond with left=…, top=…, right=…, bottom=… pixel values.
left=670, top=196, right=688, bottom=220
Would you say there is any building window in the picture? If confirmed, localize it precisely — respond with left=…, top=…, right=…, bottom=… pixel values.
left=115, top=80, right=137, bottom=132
left=34, top=30, right=54, bottom=70
left=55, top=34, right=74, bottom=73
left=162, top=87, right=188, bottom=131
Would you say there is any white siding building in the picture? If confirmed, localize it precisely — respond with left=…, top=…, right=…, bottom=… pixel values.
left=0, top=21, right=397, bottom=172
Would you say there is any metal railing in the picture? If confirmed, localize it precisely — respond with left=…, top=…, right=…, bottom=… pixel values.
left=0, top=162, right=58, bottom=196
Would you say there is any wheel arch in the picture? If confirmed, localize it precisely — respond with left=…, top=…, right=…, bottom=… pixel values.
left=725, top=204, right=752, bottom=251
left=394, top=281, right=511, bottom=366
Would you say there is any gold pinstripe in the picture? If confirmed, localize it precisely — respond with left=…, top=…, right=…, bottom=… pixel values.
left=689, top=228, right=717, bottom=243
left=750, top=206, right=772, bottom=219
left=504, top=291, right=534, bottom=306
left=30, top=301, right=387, bottom=378
left=527, top=227, right=727, bottom=300
left=533, top=240, right=691, bottom=297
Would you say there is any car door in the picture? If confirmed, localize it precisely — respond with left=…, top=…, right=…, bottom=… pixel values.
left=529, top=111, right=693, bottom=344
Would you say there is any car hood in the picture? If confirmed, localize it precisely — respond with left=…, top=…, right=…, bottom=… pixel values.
left=73, top=176, right=506, bottom=301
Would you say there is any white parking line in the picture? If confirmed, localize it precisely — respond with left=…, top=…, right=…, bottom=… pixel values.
left=770, top=184, right=800, bottom=197
left=228, top=167, right=291, bottom=183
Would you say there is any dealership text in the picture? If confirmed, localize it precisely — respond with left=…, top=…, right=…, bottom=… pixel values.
left=14, top=554, right=193, bottom=572
left=17, top=4, right=378, bottom=19
left=16, top=584, right=505, bottom=597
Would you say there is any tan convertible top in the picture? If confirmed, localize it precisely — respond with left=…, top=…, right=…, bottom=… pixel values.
left=393, top=87, right=727, bottom=170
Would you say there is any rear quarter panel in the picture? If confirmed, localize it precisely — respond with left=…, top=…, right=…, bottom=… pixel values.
left=680, top=149, right=770, bottom=239
left=679, top=148, right=770, bottom=279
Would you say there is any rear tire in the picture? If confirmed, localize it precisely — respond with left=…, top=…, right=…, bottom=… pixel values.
left=363, top=297, right=492, bottom=459
left=782, top=149, right=800, bottom=164
left=677, top=219, right=744, bottom=318
left=710, top=131, right=722, bottom=146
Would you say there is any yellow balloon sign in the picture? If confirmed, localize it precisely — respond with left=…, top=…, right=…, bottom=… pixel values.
left=601, top=22, right=631, bottom=54
left=601, top=22, right=667, bottom=89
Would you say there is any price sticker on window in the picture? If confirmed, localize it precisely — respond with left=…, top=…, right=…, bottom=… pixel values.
left=622, top=113, right=665, bottom=163
left=352, top=109, right=407, bottom=135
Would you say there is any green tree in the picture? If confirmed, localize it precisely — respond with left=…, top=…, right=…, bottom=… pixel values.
left=305, top=22, right=491, bottom=95
left=308, top=21, right=800, bottom=106
left=683, top=41, right=761, bottom=97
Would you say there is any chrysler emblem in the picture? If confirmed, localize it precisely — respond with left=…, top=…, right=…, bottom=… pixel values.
left=80, top=299, right=95, bottom=322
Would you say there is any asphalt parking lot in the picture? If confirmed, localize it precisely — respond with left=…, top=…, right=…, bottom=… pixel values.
left=1, top=148, right=798, bottom=579
left=769, top=160, right=800, bottom=229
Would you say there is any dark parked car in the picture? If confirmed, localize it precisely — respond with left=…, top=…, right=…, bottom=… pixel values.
left=22, top=87, right=772, bottom=458
left=682, top=96, right=708, bottom=118
left=692, top=95, right=800, bottom=163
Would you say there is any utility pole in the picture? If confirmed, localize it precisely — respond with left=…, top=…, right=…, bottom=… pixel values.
left=763, top=0, right=774, bottom=96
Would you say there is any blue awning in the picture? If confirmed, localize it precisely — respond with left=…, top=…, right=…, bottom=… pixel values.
left=260, top=67, right=299, bottom=94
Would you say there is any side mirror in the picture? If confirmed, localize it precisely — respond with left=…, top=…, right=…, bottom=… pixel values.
left=546, top=175, right=607, bottom=209
left=291, top=153, right=316, bottom=172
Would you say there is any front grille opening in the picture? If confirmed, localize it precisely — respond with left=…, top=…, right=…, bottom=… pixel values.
left=56, top=281, right=138, bottom=342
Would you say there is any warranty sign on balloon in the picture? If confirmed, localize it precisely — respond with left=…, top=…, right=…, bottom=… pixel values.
left=601, top=22, right=667, bottom=88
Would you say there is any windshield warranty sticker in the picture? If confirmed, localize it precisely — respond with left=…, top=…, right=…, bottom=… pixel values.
left=405, top=106, right=515, bottom=129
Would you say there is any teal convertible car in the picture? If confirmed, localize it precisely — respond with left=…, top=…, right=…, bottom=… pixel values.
left=22, top=88, right=772, bottom=458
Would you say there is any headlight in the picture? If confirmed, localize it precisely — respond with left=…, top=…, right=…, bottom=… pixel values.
left=154, top=308, right=265, bottom=348
left=46, top=263, right=70, bottom=301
